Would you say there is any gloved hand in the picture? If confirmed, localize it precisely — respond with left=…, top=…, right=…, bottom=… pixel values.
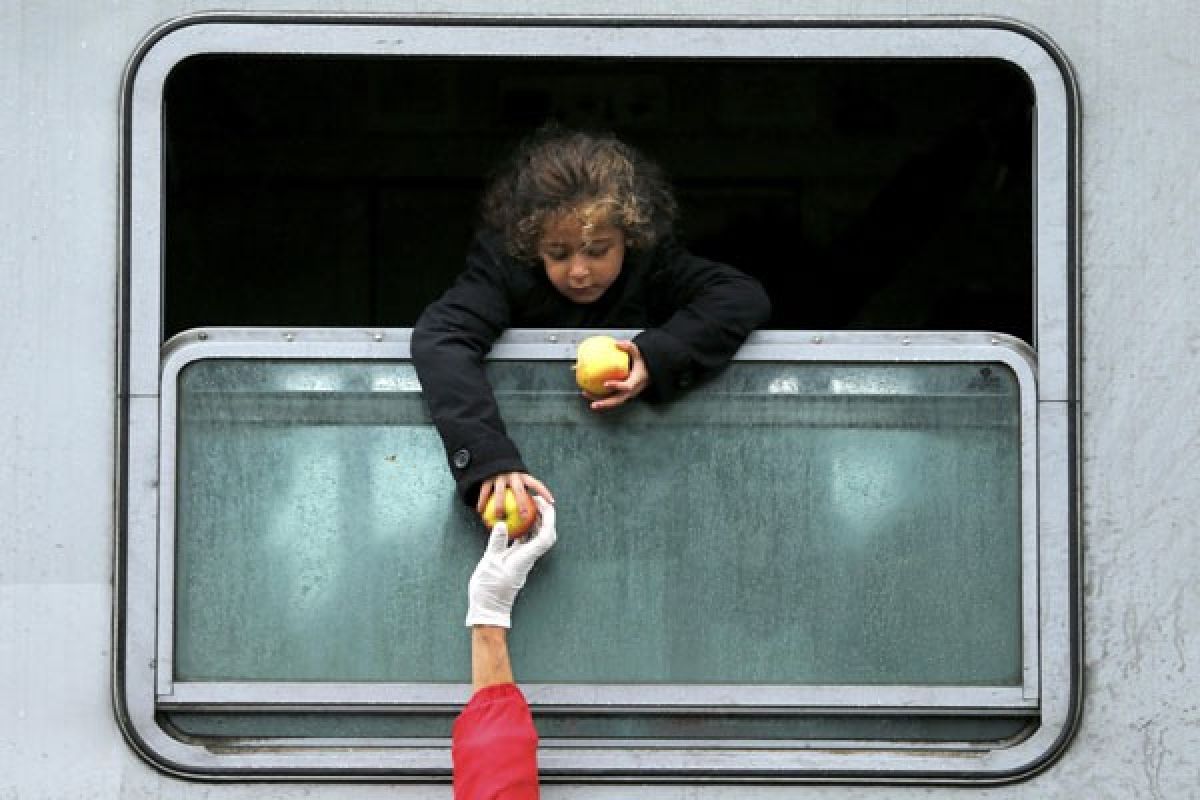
left=466, top=496, right=557, bottom=628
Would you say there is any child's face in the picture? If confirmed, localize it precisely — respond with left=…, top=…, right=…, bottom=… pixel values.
left=537, top=212, right=626, bottom=305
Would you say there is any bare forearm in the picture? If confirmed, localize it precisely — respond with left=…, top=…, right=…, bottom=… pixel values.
left=471, top=625, right=514, bottom=691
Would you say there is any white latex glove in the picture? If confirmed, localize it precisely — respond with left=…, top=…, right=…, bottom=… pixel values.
left=466, top=496, right=557, bottom=628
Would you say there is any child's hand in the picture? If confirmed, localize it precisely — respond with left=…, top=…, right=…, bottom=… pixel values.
left=476, top=471, right=555, bottom=529
left=586, top=340, right=650, bottom=412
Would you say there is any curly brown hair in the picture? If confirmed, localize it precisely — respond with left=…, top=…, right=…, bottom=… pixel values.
left=480, top=127, right=678, bottom=262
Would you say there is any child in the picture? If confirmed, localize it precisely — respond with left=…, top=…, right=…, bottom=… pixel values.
left=412, top=127, right=771, bottom=526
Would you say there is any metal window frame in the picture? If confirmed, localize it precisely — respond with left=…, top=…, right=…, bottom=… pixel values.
left=156, top=328, right=1039, bottom=715
left=116, top=14, right=1079, bottom=783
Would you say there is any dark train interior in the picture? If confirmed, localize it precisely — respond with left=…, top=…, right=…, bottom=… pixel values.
left=163, top=56, right=1034, bottom=342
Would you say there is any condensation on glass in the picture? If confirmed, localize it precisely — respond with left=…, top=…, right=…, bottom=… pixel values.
left=174, top=357, right=1023, bottom=689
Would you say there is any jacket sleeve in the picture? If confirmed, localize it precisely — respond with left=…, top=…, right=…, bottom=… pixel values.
left=452, top=683, right=540, bottom=800
left=412, top=234, right=528, bottom=505
left=633, top=239, right=772, bottom=403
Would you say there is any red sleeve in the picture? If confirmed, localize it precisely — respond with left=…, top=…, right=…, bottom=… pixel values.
left=452, top=683, right=539, bottom=799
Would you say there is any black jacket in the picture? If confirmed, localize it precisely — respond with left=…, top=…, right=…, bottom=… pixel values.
left=411, top=230, right=771, bottom=503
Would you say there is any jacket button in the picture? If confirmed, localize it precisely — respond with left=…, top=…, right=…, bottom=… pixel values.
left=452, top=448, right=471, bottom=469
left=678, top=372, right=693, bottom=389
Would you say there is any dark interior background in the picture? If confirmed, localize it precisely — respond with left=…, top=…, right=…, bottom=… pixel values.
left=163, top=56, right=1034, bottom=341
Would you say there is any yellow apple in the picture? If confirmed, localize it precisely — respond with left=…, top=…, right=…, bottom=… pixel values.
left=575, top=335, right=631, bottom=396
left=481, top=488, right=538, bottom=538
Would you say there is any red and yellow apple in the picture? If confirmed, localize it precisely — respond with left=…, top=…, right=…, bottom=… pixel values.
left=481, top=488, right=538, bottom=538
left=574, top=335, right=631, bottom=396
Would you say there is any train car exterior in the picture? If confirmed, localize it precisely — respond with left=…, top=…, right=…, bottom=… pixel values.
left=2, top=1, right=1197, bottom=798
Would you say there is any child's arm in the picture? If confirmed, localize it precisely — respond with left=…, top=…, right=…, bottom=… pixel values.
left=412, top=233, right=531, bottom=505
left=633, top=239, right=772, bottom=403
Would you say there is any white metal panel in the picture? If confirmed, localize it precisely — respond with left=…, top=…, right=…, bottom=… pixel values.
left=3, top=0, right=1199, bottom=797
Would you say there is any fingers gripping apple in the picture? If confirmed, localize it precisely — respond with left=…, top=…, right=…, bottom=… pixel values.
left=481, top=488, right=538, bottom=538
left=574, top=335, right=631, bottom=396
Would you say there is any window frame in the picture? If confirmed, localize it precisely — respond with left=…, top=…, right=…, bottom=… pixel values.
left=117, top=13, right=1079, bottom=782
left=156, top=328, right=1040, bottom=714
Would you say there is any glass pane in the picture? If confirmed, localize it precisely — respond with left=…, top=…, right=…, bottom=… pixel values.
left=174, top=357, right=1021, bottom=686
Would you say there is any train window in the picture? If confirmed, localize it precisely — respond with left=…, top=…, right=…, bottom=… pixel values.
left=119, top=17, right=1078, bottom=782
left=165, top=338, right=1030, bottom=688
